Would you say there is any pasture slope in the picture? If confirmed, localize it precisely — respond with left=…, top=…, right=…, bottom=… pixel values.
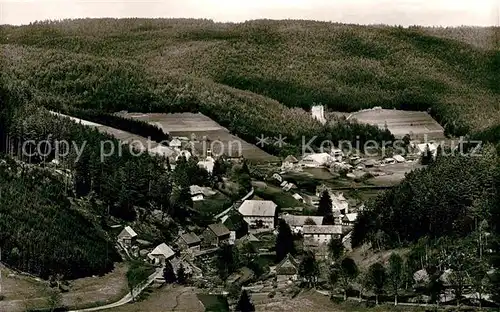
left=122, top=112, right=279, bottom=162
left=348, top=108, right=445, bottom=140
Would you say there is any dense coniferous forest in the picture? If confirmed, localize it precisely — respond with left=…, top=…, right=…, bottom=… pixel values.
left=1, top=19, right=500, bottom=291
left=2, top=19, right=499, bottom=149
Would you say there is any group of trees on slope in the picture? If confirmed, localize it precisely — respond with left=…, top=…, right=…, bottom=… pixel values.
left=0, top=94, right=223, bottom=278
left=351, top=145, right=500, bottom=305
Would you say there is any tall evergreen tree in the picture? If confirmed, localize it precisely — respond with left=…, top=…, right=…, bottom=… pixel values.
left=235, top=289, right=255, bottom=312
left=318, top=190, right=332, bottom=217
left=275, top=219, right=295, bottom=262
left=163, top=261, right=176, bottom=283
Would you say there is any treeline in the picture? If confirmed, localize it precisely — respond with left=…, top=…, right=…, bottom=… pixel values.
left=65, top=108, right=171, bottom=143
left=352, top=147, right=499, bottom=247
left=2, top=44, right=394, bottom=157
left=3, top=19, right=498, bottom=138
left=0, top=158, right=121, bottom=279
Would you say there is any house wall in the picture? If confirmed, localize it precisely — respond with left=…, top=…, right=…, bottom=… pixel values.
left=303, top=233, right=340, bottom=245
left=191, top=194, right=204, bottom=202
left=243, top=216, right=274, bottom=229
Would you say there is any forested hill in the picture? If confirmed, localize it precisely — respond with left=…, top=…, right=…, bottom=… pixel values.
left=1, top=19, right=500, bottom=149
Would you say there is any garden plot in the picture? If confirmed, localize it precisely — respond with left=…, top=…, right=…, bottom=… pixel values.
left=348, top=109, right=445, bottom=140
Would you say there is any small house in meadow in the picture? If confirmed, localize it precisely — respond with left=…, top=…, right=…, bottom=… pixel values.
left=117, top=226, right=137, bottom=248
left=176, top=232, right=202, bottom=252
left=275, top=254, right=299, bottom=282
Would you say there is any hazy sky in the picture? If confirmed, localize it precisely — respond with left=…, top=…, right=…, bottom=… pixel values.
left=1, top=0, right=499, bottom=26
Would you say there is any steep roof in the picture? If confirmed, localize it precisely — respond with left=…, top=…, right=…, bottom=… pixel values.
left=303, top=225, right=342, bottom=235
left=284, top=155, right=299, bottom=163
left=150, top=243, right=175, bottom=259
left=282, top=215, right=324, bottom=227
left=169, top=138, right=182, bottom=147
left=393, top=155, right=406, bottom=162
left=207, top=223, right=230, bottom=237
left=238, top=200, right=277, bottom=217
left=179, top=232, right=201, bottom=245
left=343, top=213, right=358, bottom=222
left=118, top=226, right=137, bottom=238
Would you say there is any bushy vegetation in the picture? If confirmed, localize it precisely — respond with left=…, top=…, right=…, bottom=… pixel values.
left=2, top=19, right=499, bottom=140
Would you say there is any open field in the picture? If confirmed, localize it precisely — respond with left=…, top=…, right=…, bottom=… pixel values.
left=106, top=285, right=205, bottom=312
left=0, top=263, right=128, bottom=312
left=51, top=112, right=175, bottom=156
left=122, top=112, right=279, bottom=162
left=348, top=109, right=445, bottom=139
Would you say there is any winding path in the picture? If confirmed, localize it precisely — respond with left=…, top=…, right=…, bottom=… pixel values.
left=68, top=267, right=163, bottom=312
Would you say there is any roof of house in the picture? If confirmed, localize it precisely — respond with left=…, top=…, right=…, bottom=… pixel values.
left=276, top=254, right=299, bottom=275
left=282, top=215, right=324, bottom=227
left=207, top=223, right=230, bottom=237
left=149, top=243, right=175, bottom=259
left=416, top=143, right=439, bottom=153
left=179, top=232, right=201, bottom=245
left=303, top=225, right=343, bottom=235
left=189, top=185, right=216, bottom=196
left=393, top=155, right=406, bottom=162
left=292, top=193, right=303, bottom=200
left=284, top=155, right=299, bottom=163
left=238, top=200, right=277, bottom=217
left=119, top=226, right=137, bottom=238
left=239, top=233, right=260, bottom=243
left=169, top=138, right=182, bottom=146
left=343, top=213, right=358, bottom=222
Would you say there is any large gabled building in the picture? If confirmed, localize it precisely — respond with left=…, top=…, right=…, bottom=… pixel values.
left=238, top=200, right=278, bottom=229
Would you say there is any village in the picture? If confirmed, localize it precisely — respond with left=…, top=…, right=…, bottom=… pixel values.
left=107, top=131, right=444, bottom=311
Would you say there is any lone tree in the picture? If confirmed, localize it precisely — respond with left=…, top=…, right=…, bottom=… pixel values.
left=367, top=262, right=387, bottom=305
left=387, top=253, right=404, bottom=305
left=420, top=144, right=434, bottom=165
left=216, top=244, right=239, bottom=280
left=275, top=219, right=295, bottom=262
left=235, top=289, right=255, bottom=312
left=330, top=257, right=359, bottom=300
left=177, top=263, right=187, bottom=285
left=318, top=190, right=333, bottom=217
left=299, top=250, right=320, bottom=288
left=328, top=239, right=345, bottom=262
left=163, top=261, right=177, bottom=284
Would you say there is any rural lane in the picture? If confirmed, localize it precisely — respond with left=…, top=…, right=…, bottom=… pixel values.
left=69, top=267, right=163, bottom=312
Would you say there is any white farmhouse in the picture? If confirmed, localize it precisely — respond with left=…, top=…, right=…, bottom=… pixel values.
left=300, top=153, right=334, bottom=168
left=148, top=243, right=175, bottom=266
left=303, top=225, right=342, bottom=245
left=238, top=200, right=278, bottom=229
left=117, top=226, right=137, bottom=247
